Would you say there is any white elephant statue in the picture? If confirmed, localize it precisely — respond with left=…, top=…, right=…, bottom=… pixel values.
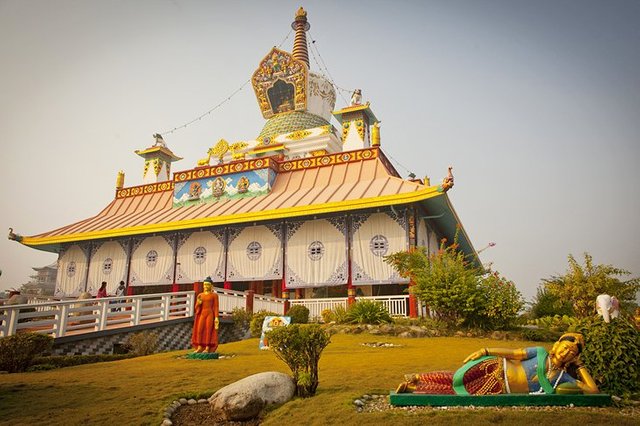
left=596, top=294, right=619, bottom=323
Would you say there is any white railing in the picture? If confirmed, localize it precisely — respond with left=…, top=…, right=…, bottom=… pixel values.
left=359, top=295, right=410, bottom=317
left=214, top=288, right=248, bottom=315
left=289, top=295, right=411, bottom=318
left=253, top=294, right=286, bottom=314
left=0, top=291, right=195, bottom=338
left=290, top=297, right=349, bottom=319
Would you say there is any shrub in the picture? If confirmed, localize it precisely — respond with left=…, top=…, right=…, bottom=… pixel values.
left=231, top=307, right=252, bottom=333
left=520, top=327, right=562, bottom=342
left=577, top=317, right=640, bottom=397
left=287, top=305, right=310, bottom=324
left=346, top=300, right=392, bottom=324
left=29, top=353, right=134, bottom=370
left=385, top=240, right=483, bottom=327
left=529, top=315, right=580, bottom=332
left=320, top=309, right=333, bottom=323
left=475, top=272, right=524, bottom=330
left=543, top=253, right=640, bottom=318
left=266, top=324, right=331, bottom=397
left=529, top=287, right=574, bottom=318
left=250, top=310, right=278, bottom=337
left=125, top=332, right=158, bottom=356
left=0, top=332, right=53, bottom=373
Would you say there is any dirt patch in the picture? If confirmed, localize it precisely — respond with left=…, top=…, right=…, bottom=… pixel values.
left=171, top=403, right=261, bottom=426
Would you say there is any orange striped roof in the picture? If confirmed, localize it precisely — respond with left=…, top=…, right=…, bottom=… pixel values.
left=21, top=149, right=445, bottom=250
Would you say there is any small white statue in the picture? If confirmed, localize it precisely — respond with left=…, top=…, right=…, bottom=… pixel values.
left=350, top=89, right=362, bottom=105
left=596, top=294, right=620, bottom=323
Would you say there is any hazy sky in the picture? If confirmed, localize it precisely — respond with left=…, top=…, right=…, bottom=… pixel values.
left=1, top=0, right=639, bottom=302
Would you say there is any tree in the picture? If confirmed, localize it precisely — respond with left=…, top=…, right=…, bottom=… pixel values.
left=543, top=253, right=639, bottom=318
left=528, top=286, right=574, bottom=319
left=385, top=239, right=484, bottom=327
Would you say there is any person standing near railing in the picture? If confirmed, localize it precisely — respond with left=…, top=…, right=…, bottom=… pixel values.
left=97, top=282, right=108, bottom=298
left=114, top=281, right=126, bottom=312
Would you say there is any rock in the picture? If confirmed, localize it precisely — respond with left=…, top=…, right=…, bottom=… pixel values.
left=368, top=328, right=381, bottom=335
left=354, top=399, right=364, bottom=406
left=197, top=399, right=208, bottom=404
left=612, top=395, right=622, bottom=402
left=209, top=371, right=295, bottom=421
left=161, top=419, right=173, bottom=426
left=455, top=331, right=465, bottom=337
left=187, top=399, right=197, bottom=405
left=178, top=398, right=187, bottom=404
left=398, top=331, right=412, bottom=339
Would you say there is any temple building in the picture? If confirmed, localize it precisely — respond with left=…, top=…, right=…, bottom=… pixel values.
left=10, top=8, right=478, bottom=306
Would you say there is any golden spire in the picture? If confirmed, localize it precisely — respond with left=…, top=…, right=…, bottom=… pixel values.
left=291, top=7, right=310, bottom=68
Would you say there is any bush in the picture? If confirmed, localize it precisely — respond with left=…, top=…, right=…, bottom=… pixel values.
left=475, top=272, right=524, bottom=330
left=29, top=353, right=134, bottom=370
left=385, top=241, right=483, bottom=327
left=250, top=310, right=278, bottom=337
left=231, top=307, right=252, bottom=333
left=520, top=327, right=562, bottom=342
left=0, top=332, right=53, bottom=373
left=577, top=317, right=640, bottom=397
left=528, top=315, right=580, bottom=332
left=287, top=305, right=310, bottom=324
left=529, top=287, right=574, bottom=318
left=266, top=324, right=331, bottom=397
left=346, top=300, right=392, bottom=324
left=124, top=332, right=158, bottom=356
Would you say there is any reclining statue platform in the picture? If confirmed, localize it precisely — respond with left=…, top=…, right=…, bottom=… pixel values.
left=389, top=391, right=611, bottom=407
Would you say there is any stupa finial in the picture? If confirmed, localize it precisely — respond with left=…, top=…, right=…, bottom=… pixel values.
left=291, top=7, right=310, bottom=68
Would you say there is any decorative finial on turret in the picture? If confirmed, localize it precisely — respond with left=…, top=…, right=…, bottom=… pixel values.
left=116, top=170, right=125, bottom=189
left=8, top=227, right=22, bottom=242
left=291, top=7, right=310, bottom=68
left=441, top=166, right=454, bottom=192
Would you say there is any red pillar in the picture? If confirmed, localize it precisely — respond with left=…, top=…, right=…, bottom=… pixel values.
left=246, top=289, right=255, bottom=315
left=126, top=286, right=134, bottom=296
left=171, top=283, right=179, bottom=292
left=193, top=281, right=203, bottom=297
left=408, top=279, right=418, bottom=318
left=281, top=277, right=290, bottom=314
left=223, top=281, right=232, bottom=290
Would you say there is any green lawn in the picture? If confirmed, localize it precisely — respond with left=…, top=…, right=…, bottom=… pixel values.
left=0, top=334, right=637, bottom=425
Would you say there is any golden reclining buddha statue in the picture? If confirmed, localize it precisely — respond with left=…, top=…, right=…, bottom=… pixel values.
left=396, top=333, right=599, bottom=396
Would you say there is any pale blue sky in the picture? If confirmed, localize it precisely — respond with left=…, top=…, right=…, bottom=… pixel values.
left=1, top=0, right=639, bottom=301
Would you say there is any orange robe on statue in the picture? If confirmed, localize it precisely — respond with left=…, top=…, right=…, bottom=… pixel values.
left=191, top=291, right=219, bottom=352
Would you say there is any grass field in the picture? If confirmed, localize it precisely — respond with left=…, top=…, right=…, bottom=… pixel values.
left=0, top=334, right=637, bottom=425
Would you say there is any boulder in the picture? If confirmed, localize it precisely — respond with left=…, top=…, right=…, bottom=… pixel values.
left=209, top=372, right=295, bottom=421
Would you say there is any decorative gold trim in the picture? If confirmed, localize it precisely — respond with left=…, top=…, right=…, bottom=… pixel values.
left=116, top=182, right=175, bottom=199
left=355, top=119, right=365, bottom=141
left=285, top=129, right=311, bottom=141
left=342, top=121, right=350, bottom=142
left=174, top=158, right=273, bottom=183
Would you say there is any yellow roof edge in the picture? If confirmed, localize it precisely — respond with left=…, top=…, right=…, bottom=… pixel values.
left=22, top=186, right=441, bottom=247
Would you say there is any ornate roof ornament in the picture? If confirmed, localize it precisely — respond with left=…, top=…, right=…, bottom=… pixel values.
left=292, top=7, right=310, bottom=68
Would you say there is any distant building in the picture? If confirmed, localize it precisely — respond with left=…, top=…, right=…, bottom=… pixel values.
left=20, top=263, right=57, bottom=296
left=10, top=8, right=478, bottom=314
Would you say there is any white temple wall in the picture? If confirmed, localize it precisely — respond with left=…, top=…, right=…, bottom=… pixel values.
left=227, top=224, right=283, bottom=282
left=285, top=217, right=348, bottom=288
left=87, top=240, right=128, bottom=294
left=175, top=230, right=225, bottom=284
left=55, top=244, right=89, bottom=297
left=351, top=211, right=409, bottom=285
left=129, top=235, right=175, bottom=286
